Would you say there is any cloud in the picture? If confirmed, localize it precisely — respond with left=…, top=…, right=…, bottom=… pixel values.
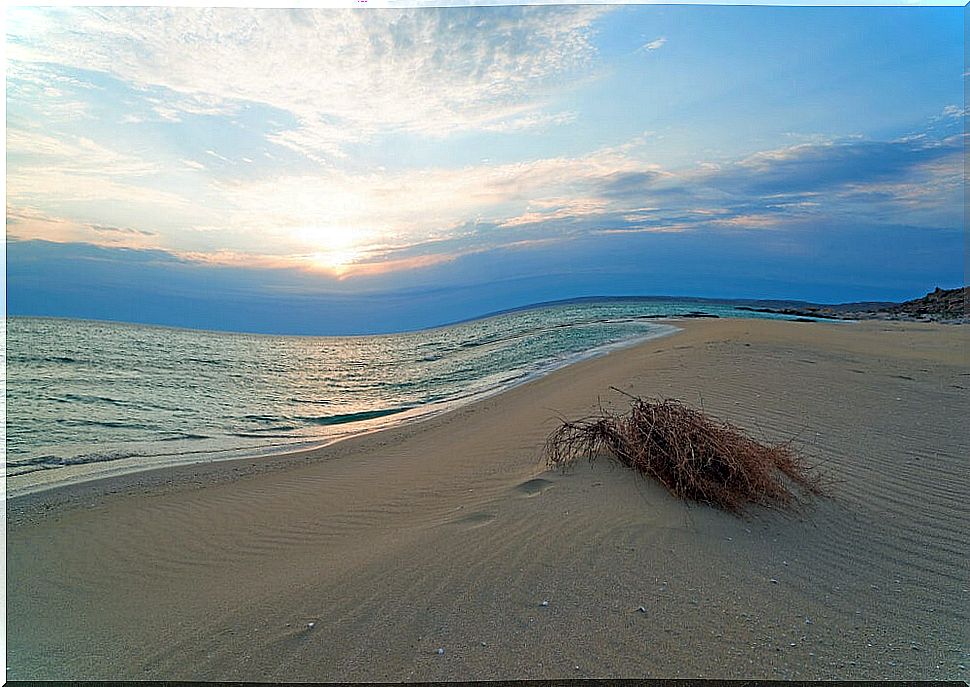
left=941, top=104, right=967, bottom=119
left=6, top=129, right=159, bottom=177
left=4, top=128, right=194, bottom=213
left=498, top=197, right=609, bottom=228
left=195, top=143, right=651, bottom=264
left=716, top=136, right=962, bottom=196
left=643, top=37, right=666, bottom=51
left=5, top=60, right=96, bottom=122
left=468, top=132, right=962, bottom=236
left=89, top=224, right=157, bottom=237
left=6, top=208, right=161, bottom=248
left=598, top=169, right=670, bottom=199
left=6, top=166, right=191, bottom=210
left=482, top=110, right=578, bottom=133
left=8, top=6, right=609, bottom=161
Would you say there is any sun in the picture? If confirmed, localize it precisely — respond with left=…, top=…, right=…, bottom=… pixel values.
left=309, top=248, right=361, bottom=274
left=295, top=224, right=366, bottom=274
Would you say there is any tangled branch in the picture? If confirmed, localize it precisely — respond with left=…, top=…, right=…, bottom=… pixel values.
left=545, top=390, right=824, bottom=515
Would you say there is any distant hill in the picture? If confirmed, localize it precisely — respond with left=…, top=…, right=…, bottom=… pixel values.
left=881, top=286, right=969, bottom=319
left=736, top=286, right=968, bottom=322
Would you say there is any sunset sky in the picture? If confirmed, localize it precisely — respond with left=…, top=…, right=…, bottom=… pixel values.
left=5, top=4, right=965, bottom=334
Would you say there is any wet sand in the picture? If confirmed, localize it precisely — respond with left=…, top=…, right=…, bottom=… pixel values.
left=6, top=318, right=969, bottom=680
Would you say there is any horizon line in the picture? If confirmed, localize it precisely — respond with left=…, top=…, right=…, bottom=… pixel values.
left=7, top=289, right=934, bottom=339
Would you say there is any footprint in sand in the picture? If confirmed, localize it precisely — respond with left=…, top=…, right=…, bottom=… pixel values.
left=515, top=478, right=554, bottom=498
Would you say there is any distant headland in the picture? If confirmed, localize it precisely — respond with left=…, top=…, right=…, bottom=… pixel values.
left=735, top=286, right=969, bottom=323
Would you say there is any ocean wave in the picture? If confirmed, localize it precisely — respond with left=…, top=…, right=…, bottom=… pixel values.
left=240, top=424, right=300, bottom=432
left=184, top=356, right=225, bottom=366
left=58, top=393, right=179, bottom=412
left=12, top=354, right=83, bottom=364
left=295, top=407, right=413, bottom=426
left=7, top=450, right=143, bottom=475
left=229, top=432, right=301, bottom=439
left=55, top=418, right=156, bottom=430
left=158, top=433, right=210, bottom=441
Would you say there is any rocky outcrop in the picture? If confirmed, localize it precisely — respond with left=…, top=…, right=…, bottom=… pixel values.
left=735, top=287, right=969, bottom=323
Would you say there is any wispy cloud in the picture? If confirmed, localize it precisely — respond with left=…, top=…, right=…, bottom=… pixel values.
left=6, top=129, right=159, bottom=177
left=643, top=37, right=667, bottom=51
left=6, top=208, right=161, bottom=248
left=482, top=110, right=578, bottom=133
left=940, top=104, right=967, bottom=118
left=8, top=6, right=608, bottom=162
left=5, top=129, right=192, bottom=218
left=719, top=136, right=962, bottom=195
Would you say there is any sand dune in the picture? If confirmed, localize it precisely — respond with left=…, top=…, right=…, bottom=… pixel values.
left=7, top=318, right=969, bottom=680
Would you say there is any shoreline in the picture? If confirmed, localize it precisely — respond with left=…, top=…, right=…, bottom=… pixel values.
left=8, top=317, right=968, bottom=680
left=5, top=321, right=681, bottom=502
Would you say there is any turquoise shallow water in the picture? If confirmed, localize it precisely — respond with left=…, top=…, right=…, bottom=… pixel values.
left=5, top=299, right=799, bottom=488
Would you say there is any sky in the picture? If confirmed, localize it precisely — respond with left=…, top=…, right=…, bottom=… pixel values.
left=4, top=4, right=966, bottom=334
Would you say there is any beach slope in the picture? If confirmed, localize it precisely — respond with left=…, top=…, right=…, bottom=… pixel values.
left=7, top=318, right=969, bottom=680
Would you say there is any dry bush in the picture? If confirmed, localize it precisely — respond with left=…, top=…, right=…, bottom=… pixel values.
left=545, top=388, right=824, bottom=515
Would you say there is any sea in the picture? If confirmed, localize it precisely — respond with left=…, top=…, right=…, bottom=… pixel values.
left=4, top=298, right=807, bottom=494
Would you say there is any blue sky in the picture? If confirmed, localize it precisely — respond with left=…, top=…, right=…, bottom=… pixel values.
left=5, top=5, right=966, bottom=334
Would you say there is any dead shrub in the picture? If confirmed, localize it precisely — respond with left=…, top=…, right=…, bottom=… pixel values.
left=545, top=388, right=824, bottom=515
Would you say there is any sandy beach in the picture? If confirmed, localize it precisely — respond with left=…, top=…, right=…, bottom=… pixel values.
left=6, top=317, right=969, bottom=680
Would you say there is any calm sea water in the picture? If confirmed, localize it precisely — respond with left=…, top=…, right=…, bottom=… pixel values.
left=5, top=299, right=796, bottom=492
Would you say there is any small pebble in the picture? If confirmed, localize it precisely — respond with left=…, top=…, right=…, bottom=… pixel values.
left=436, top=648, right=445, bottom=655
left=540, top=600, right=549, bottom=607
